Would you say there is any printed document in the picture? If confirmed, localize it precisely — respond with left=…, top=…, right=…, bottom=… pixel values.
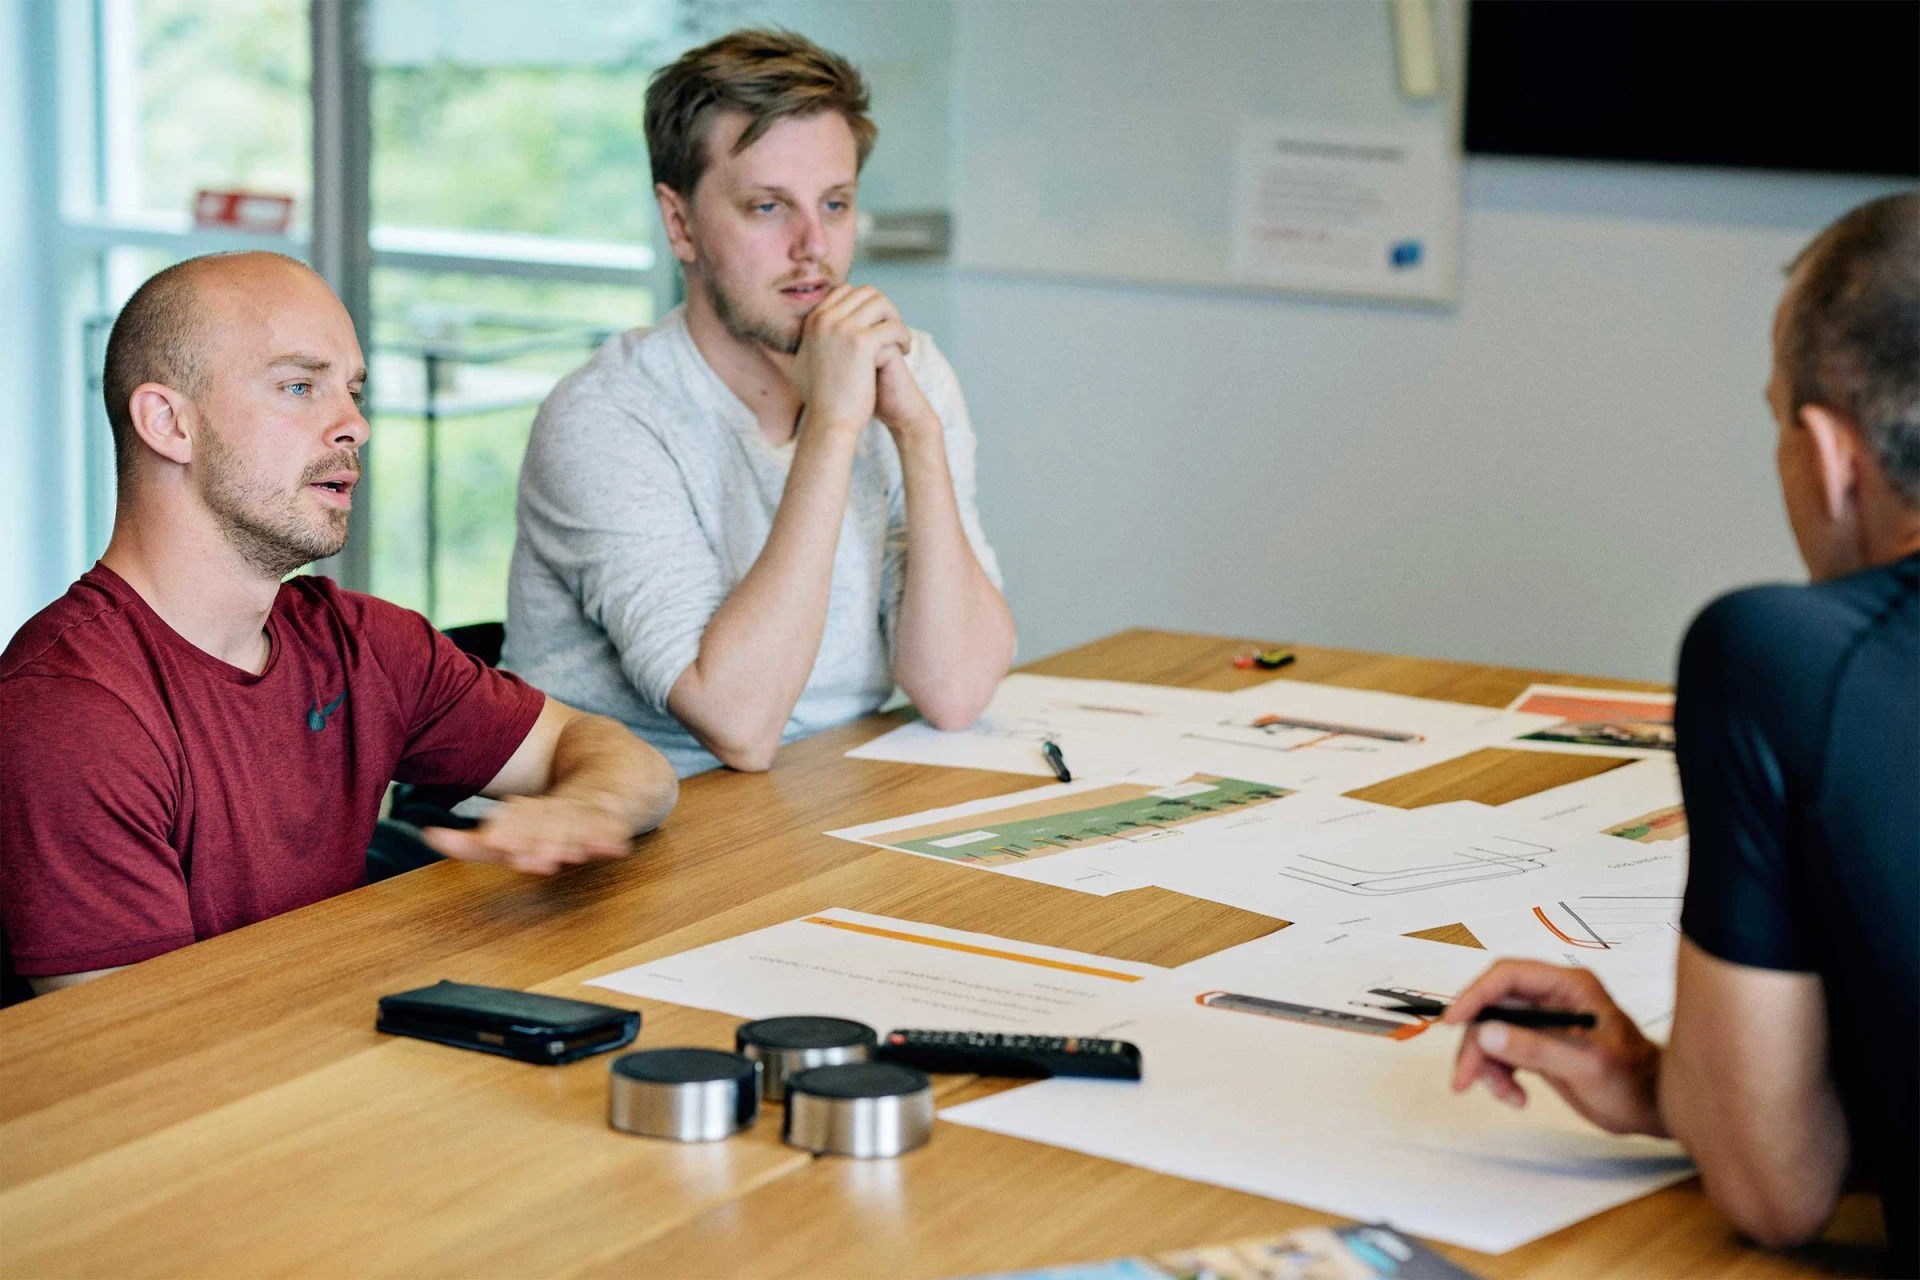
left=1182, top=681, right=1561, bottom=790
left=845, top=674, right=1239, bottom=780
left=1108, top=800, right=1688, bottom=934
left=827, top=774, right=1359, bottom=897
left=848, top=673, right=1560, bottom=792
left=586, top=908, right=1158, bottom=1034
left=943, top=926, right=1692, bottom=1254
left=1502, top=684, right=1676, bottom=758
left=1500, top=757, right=1686, bottom=848
left=1462, top=883, right=1683, bottom=1038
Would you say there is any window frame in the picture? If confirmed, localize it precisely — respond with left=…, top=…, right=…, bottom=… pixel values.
left=28, top=0, right=672, bottom=597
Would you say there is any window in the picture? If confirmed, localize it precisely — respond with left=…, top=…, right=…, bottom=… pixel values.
left=36, top=0, right=676, bottom=629
left=364, top=6, right=670, bottom=622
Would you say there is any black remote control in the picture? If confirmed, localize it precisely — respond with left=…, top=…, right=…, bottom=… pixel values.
left=875, top=1029, right=1142, bottom=1080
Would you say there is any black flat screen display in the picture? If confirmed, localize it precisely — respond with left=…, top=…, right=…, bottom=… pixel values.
left=1465, top=0, right=1920, bottom=178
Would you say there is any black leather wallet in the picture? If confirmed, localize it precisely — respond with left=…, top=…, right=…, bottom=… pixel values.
left=376, top=980, right=640, bottom=1064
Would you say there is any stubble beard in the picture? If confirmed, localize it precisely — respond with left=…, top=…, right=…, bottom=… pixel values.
left=198, top=421, right=355, bottom=579
left=706, top=268, right=803, bottom=356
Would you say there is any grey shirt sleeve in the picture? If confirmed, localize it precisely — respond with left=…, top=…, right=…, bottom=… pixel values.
left=516, top=392, right=728, bottom=716
left=880, top=332, right=1006, bottom=646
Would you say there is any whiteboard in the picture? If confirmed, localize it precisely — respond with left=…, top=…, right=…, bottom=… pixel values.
left=952, top=0, right=1465, bottom=305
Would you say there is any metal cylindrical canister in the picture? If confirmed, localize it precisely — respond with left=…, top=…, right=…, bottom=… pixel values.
left=608, top=1048, right=760, bottom=1141
left=781, top=1061, right=934, bottom=1157
left=734, top=1016, right=877, bottom=1101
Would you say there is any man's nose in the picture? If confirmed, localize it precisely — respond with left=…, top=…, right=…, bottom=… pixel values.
left=792, top=208, right=828, bottom=263
left=331, top=395, right=370, bottom=450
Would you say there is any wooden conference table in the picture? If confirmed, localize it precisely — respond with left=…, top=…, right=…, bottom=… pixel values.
left=0, top=630, right=1887, bottom=1279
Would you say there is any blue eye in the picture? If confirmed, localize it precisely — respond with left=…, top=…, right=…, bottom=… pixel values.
left=754, top=202, right=778, bottom=214
left=287, top=382, right=311, bottom=397
left=825, top=200, right=847, bottom=212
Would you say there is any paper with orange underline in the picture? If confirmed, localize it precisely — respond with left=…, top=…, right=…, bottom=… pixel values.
left=585, top=908, right=1161, bottom=1034
left=943, top=926, right=1692, bottom=1255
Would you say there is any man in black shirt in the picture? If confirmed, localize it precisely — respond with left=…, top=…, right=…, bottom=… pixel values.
left=1445, top=192, right=1920, bottom=1272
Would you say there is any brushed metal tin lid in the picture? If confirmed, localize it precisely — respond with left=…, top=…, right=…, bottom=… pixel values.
left=781, top=1062, right=934, bottom=1157
left=735, top=1017, right=877, bottom=1101
left=609, top=1048, right=760, bottom=1141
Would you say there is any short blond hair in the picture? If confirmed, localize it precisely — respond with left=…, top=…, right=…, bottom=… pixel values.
left=644, top=28, right=877, bottom=196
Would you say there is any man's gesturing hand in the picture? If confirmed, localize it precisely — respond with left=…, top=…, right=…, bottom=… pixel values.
left=422, top=794, right=634, bottom=876
left=788, top=284, right=912, bottom=435
left=1443, top=958, right=1666, bottom=1137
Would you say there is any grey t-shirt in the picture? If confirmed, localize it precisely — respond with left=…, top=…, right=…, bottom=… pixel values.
left=503, top=306, right=1002, bottom=777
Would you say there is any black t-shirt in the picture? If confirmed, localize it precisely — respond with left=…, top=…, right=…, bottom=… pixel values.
left=1676, top=553, right=1918, bottom=1272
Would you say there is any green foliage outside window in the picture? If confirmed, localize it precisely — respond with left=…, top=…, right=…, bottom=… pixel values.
left=132, top=1, right=664, bottom=627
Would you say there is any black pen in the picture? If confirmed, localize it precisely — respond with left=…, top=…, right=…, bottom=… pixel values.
left=1041, top=739, right=1072, bottom=783
left=1473, top=1007, right=1596, bottom=1029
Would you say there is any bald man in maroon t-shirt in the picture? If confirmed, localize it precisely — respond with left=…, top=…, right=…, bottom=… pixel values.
left=0, top=252, right=678, bottom=995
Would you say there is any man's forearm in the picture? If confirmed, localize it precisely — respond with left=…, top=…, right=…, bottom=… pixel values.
left=548, top=711, right=678, bottom=835
left=668, top=422, right=859, bottom=768
left=889, top=429, right=1015, bottom=729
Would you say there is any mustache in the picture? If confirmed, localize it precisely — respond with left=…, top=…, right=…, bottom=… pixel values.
left=297, top=451, right=362, bottom=486
left=775, top=265, right=839, bottom=288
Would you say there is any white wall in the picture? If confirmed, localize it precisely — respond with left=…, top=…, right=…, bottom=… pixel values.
left=0, top=0, right=43, bottom=639
left=941, top=13, right=1911, bottom=679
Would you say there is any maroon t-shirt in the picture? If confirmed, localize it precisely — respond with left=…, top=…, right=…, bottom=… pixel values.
left=0, top=565, right=545, bottom=976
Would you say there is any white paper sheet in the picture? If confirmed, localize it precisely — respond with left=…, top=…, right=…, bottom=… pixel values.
left=849, top=673, right=1562, bottom=796
left=942, top=927, right=1692, bottom=1254
left=1501, top=684, right=1677, bottom=759
left=1115, top=800, right=1689, bottom=934
left=1185, top=680, right=1562, bottom=791
left=1463, top=885, right=1683, bottom=1037
left=585, top=908, right=1160, bottom=1034
left=1500, top=757, right=1687, bottom=849
left=1229, top=119, right=1456, bottom=302
left=845, top=674, right=1239, bottom=780
left=828, top=776, right=1371, bottom=898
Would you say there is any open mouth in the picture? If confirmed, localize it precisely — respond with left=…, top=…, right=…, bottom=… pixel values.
left=780, top=279, right=830, bottom=305
left=309, top=474, right=358, bottom=504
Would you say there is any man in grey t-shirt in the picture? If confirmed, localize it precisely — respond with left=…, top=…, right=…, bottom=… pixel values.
left=505, top=30, right=1015, bottom=777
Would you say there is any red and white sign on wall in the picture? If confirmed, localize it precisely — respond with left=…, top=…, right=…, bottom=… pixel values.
left=192, top=190, right=294, bottom=234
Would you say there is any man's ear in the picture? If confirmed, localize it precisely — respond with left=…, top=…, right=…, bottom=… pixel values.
left=655, top=182, right=698, bottom=267
left=1796, top=402, right=1864, bottom=524
left=126, top=382, right=196, bottom=468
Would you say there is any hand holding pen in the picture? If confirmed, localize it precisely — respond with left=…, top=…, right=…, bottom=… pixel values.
left=1443, top=958, right=1667, bottom=1137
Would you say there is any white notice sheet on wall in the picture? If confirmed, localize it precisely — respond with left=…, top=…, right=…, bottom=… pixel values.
left=1230, top=118, right=1457, bottom=302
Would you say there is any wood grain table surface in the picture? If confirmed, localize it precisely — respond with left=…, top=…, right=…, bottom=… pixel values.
left=0, top=630, right=1887, bottom=1279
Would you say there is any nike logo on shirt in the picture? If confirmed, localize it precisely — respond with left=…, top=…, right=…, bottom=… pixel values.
left=307, top=691, right=347, bottom=731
